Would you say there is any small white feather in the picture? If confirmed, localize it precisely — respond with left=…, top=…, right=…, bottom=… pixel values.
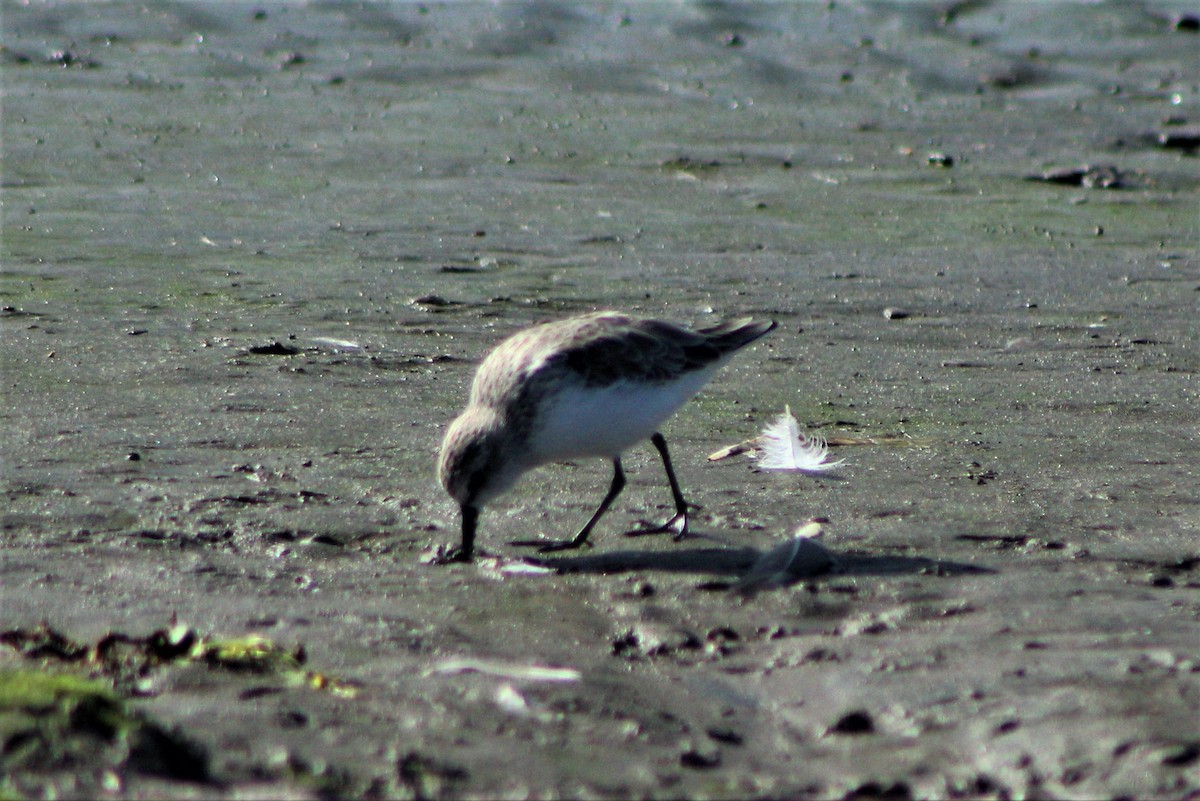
left=756, top=406, right=846, bottom=472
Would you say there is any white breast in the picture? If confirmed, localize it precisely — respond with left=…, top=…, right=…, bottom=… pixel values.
left=525, top=369, right=717, bottom=464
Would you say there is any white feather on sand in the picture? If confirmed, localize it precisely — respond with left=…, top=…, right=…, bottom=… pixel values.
left=756, top=406, right=846, bottom=472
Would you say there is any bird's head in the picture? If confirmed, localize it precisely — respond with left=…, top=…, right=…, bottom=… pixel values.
left=437, top=407, right=522, bottom=510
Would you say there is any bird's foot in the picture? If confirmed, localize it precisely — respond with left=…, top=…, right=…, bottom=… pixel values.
left=625, top=511, right=690, bottom=541
left=427, top=544, right=474, bottom=565
left=509, top=537, right=593, bottom=553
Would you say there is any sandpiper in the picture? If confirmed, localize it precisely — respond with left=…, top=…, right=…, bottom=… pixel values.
left=436, top=311, right=776, bottom=562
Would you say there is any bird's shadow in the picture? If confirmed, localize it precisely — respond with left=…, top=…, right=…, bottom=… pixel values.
left=525, top=529, right=992, bottom=589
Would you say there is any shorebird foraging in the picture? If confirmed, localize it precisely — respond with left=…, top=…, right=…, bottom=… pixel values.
left=436, top=311, right=776, bottom=562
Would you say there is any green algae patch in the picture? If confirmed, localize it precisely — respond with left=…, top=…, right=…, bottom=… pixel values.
left=198, top=634, right=359, bottom=697
left=1, top=623, right=360, bottom=699
left=0, top=668, right=210, bottom=784
left=199, top=634, right=303, bottom=673
left=0, top=624, right=360, bottom=794
left=0, top=670, right=131, bottom=758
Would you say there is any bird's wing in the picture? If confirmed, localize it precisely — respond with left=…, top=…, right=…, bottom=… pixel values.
left=557, top=316, right=723, bottom=386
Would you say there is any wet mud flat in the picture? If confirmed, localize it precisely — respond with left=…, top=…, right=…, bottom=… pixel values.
left=2, top=1, right=1199, bottom=798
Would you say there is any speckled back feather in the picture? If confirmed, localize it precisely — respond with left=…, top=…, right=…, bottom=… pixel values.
left=469, top=312, right=775, bottom=410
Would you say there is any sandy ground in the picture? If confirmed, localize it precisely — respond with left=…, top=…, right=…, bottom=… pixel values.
left=2, top=1, right=1199, bottom=798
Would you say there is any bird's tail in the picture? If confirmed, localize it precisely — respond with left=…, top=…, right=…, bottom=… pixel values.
left=698, top=318, right=777, bottom=354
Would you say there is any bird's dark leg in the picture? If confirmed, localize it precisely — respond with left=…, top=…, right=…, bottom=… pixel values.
left=436, top=504, right=478, bottom=563
left=626, top=432, right=694, bottom=540
left=512, top=458, right=626, bottom=552
left=653, top=432, right=690, bottom=524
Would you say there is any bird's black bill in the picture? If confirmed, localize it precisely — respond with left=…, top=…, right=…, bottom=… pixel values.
left=435, top=504, right=478, bottom=564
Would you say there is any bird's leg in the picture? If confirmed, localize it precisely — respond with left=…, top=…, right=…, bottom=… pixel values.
left=434, top=504, right=478, bottom=564
left=626, top=432, right=696, bottom=540
left=512, top=458, right=626, bottom=552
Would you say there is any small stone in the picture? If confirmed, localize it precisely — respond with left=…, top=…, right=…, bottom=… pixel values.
left=883, top=307, right=909, bottom=320
left=680, top=748, right=721, bottom=769
left=411, top=294, right=455, bottom=308
left=1162, top=742, right=1200, bottom=767
left=706, top=726, right=744, bottom=745
left=1172, top=13, right=1199, bottom=32
left=1157, top=129, right=1200, bottom=153
left=829, top=710, right=875, bottom=735
left=1028, top=165, right=1125, bottom=189
left=248, top=341, right=300, bottom=355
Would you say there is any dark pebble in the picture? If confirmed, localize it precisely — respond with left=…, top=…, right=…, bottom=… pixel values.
left=248, top=341, right=301, bottom=355
left=705, top=726, right=744, bottom=745
left=1162, top=742, right=1200, bottom=767
left=412, top=294, right=455, bottom=307
left=994, top=718, right=1021, bottom=735
left=680, top=749, right=721, bottom=769
left=47, top=50, right=100, bottom=68
left=1172, top=14, right=1199, bottom=32
left=1028, top=165, right=1125, bottom=189
left=279, top=709, right=310, bottom=728
left=844, top=782, right=912, bottom=800
left=829, top=710, right=875, bottom=735
left=1157, top=130, right=1200, bottom=153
